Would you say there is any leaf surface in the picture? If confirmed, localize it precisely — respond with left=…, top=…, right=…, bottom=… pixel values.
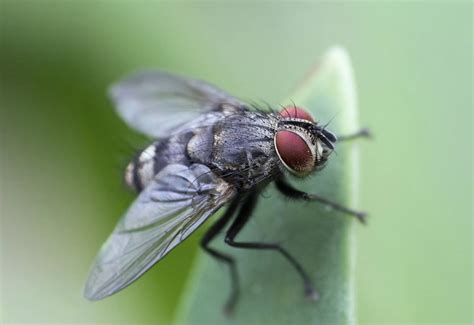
left=176, top=47, right=361, bottom=325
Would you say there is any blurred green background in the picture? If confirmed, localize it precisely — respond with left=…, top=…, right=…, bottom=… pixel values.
left=1, top=2, right=472, bottom=324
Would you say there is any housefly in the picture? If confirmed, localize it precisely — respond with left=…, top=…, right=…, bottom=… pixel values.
left=84, top=70, right=369, bottom=313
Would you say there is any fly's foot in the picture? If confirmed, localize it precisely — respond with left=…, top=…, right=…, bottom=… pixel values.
left=223, top=305, right=233, bottom=318
left=355, top=211, right=368, bottom=224
left=223, top=295, right=237, bottom=318
left=304, top=282, right=320, bottom=301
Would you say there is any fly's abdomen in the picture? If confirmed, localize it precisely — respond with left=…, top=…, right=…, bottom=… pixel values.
left=125, top=132, right=195, bottom=192
left=124, top=144, right=157, bottom=192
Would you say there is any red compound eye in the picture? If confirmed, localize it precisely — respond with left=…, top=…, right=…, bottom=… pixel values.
left=279, top=106, right=314, bottom=122
left=275, top=130, right=314, bottom=175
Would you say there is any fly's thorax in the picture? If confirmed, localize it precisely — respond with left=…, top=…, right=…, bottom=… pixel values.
left=187, top=126, right=214, bottom=164
left=190, top=111, right=281, bottom=189
left=211, top=112, right=278, bottom=166
left=274, top=106, right=336, bottom=177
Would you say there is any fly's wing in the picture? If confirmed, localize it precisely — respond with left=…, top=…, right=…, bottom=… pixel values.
left=110, top=70, right=246, bottom=138
left=84, top=163, right=235, bottom=300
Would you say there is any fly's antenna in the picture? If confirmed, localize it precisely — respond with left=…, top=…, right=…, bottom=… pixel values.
left=317, top=131, right=335, bottom=150
left=312, top=123, right=336, bottom=150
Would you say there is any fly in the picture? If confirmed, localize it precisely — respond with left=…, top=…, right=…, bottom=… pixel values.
left=84, top=70, right=370, bottom=314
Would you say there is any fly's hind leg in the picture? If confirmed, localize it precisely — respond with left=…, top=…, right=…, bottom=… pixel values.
left=224, top=191, right=319, bottom=302
left=201, top=198, right=241, bottom=316
left=275, top=178, right=367, bottom=224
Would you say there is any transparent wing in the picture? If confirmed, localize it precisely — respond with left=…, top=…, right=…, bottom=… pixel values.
left=84, top=163, right=235, bottom=300
left=109, top=70, right=246, bottom=138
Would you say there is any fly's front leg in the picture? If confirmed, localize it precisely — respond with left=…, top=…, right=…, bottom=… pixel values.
left=337, top=128, right=372, bottom=141
left=275, top=178, right=367, bottom=224
left=224, top=191, right=319, bottom=303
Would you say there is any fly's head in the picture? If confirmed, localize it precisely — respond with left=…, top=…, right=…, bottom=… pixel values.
left=274, top=106, right=337, bottom=177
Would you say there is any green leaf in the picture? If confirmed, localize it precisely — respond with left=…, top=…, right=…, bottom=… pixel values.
left=175, top=47, right=361, bottom=325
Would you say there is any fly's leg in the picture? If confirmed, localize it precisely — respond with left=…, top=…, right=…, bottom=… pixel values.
left=337, top=128, right=372, bottom=141
left=275, top=178, right=367, bottom=224
left=224, top=191, right=319, bottom=304
left=201, top=198, right=241, bottom=316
